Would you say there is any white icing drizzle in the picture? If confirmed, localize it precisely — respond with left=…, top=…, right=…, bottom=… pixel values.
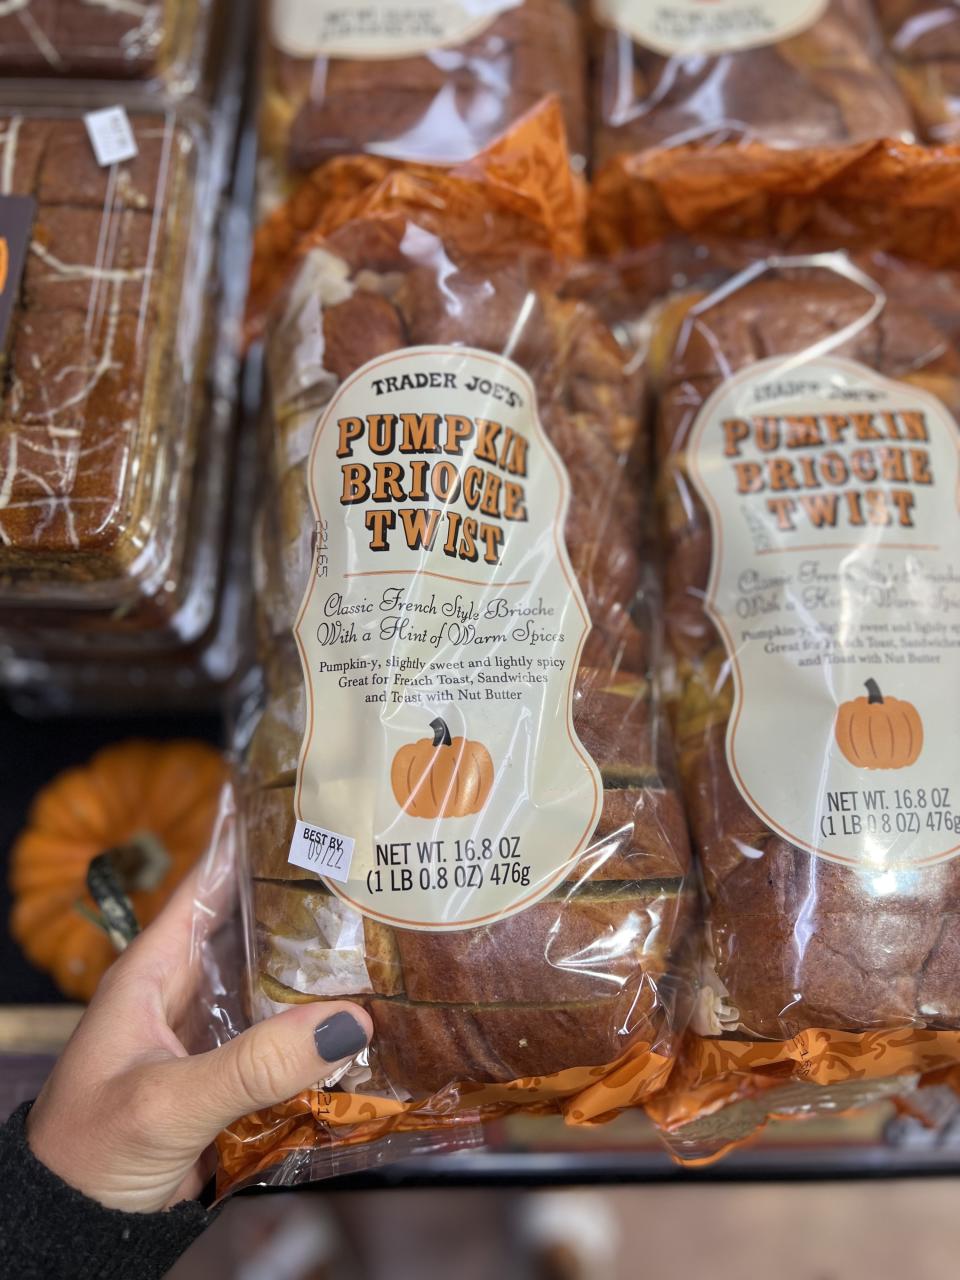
left=0, top=1, right=64, bottom=68
left=18, top=7, right=65, bottom=68
left=80, top=0, right=163, bottom=61
left=0, top=113, right=174, bottom=554
left=29, top=239, right=150, bottom=288
left=0, top=434, right=18, bottom=511
left=0, top=116, right=21, bottom=196
left=82, top=0, right=152, bottom=14
left=0, top=1, right=164, bottom=69
left=0, top=245, right=148, bottom=549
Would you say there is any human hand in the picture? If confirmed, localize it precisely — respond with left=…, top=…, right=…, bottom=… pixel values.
left=26, top=867, right=372, bottom=1213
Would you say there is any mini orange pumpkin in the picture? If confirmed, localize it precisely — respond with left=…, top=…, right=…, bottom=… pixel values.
left=9, top=740, right=228, bottom=1001
left=391, top=718, right=494, bottom=819
left=834, top=679, right=923, bottom=771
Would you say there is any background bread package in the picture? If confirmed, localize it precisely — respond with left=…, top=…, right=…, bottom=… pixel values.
left=638, top=247, right=960, bottom=1156
left=220, top=111, right=696, bottom=1192
left=589, top=132, right=960, bottom=268
left=257, top=0, right=587, bottom=213
left=877, top=1, right=960, bottom=141
left=589, top=0, right=913, bottom=167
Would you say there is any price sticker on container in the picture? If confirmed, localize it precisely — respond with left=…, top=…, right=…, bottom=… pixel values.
left=83, top=106, right=138, bottom=167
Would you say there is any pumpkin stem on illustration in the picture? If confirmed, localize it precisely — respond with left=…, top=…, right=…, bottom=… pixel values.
left=834, top=681, right=923, bottom=771
left=391, top=717, right=495, bottom=819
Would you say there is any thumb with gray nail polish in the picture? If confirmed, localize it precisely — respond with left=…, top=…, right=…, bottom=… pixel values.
left=24, top=864, right=376, bottom=1216
left=315, top=1010, right=369, bottom=1063
left=163, top=999, right=374, bottom=1149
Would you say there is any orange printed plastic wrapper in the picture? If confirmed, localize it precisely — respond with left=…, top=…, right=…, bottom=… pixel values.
left=217, top=1045, right=673, bottom=1193
left=590, top=139, right=960, bottom=268
left=248, top=97, right=585, bottom=336
left=645, top=1029, right=960, bottom=1163
left=221, top=94, right=696, bottom=1192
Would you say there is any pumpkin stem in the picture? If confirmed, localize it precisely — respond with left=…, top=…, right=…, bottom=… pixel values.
left=104, top=832, right=172, bottom=892
left=430, top=717, right=453, bottom=748
left=865, top=678, right=884, bottom=705
left=78, top=834, right=171, bottom=953
left=86, top=854, right=141, bottom=952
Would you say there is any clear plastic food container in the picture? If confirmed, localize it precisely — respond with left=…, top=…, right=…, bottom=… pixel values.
left=0, top=1, right=214, bottom=95
left=0, top=95, right=220, bottom=622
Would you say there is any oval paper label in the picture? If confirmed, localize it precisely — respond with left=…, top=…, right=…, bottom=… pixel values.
left=292, top=346, right=602, bottom=930
left=688, top=355, right=960, bottom=870
left=595, top=0, right=828, bottom=56
left=270, top=0, right=522, bottom=59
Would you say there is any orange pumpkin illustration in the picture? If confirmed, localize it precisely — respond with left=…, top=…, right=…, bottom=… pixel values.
left=834, top=679, right=923, bottom=771
left=391, top=717, right=494, bottom=819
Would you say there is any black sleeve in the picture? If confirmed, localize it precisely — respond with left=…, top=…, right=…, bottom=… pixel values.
left=0, top=1102, right=215, bottom=1280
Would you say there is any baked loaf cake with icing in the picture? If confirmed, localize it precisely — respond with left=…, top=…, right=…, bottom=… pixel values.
left=0, top=111, right=200, bottom=597
left=0, top=0, right=202, bottom=82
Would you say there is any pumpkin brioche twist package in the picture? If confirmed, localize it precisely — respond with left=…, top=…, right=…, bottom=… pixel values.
left=258, top=0, right=587, bottom=211
left=589, top=0, right=913, bottom=167
left=585, top=1, right=960, bottom=260
left=877, top=1, right=960, bottom=142
left=641, top=248, right=960, bottom=1158
left=217, top=108, right=695, bottom=1192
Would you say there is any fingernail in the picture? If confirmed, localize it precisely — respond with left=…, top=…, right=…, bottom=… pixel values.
left=314, top=1011, right=368, bottom=1062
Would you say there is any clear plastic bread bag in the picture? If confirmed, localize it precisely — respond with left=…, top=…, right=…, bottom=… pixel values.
left=606, top=239, right=960, bottom=1161
left=257, top=0, right=587, bottom=213
left=876, top=1, right=960, bottom=142
left=208, top=102, right=697, bottom=1193
left=589, top=0, right=913, bottom=168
